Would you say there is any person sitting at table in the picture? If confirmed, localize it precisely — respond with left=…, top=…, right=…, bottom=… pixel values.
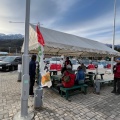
left=81, top=63, right=86, bottom=73
left=57, top=64, right=76, bottom=93
left=75, top=66, right=85, bottom=85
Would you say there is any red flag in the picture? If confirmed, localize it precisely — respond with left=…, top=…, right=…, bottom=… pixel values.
left=36, top=25, right=45, bottom=46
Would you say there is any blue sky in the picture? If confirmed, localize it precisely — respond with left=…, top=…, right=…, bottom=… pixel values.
left=0, top=0, right=120, bottom=44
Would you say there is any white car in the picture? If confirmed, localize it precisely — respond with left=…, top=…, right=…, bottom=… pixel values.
left=49, top=57, right=61, bottom=64
left=70, top=59, right=80, bottom=70
left=49, top=57, right=62, bottom=71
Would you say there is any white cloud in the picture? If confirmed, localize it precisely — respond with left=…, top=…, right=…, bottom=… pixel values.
left=0, top=0, right=120, bottom=45
left=58, top=8, right=120, bottom=44
left=0, top=0, right=78, bottom=34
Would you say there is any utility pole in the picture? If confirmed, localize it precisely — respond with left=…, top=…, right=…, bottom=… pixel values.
left=111, top=0, right=117, bottom=74
left=16, top=48, right=17, bottom=55
left=9, top=47, right=11, bottom=54
left=13, top=0, right=34, bottom=119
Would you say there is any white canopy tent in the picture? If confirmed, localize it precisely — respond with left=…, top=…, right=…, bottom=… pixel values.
left=22, top=24, right=119, bottom=57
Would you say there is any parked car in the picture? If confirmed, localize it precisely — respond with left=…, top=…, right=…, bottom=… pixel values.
left=49, top=57, right=61, bottom=64
left=0, top=56, right=22, bottom=71
left=92, top=61, right=98, bottom=68
left=44, top=58, right=50, bottom=64
left=81, top=60, right=90, bottom=69
left=70, top=59, right=80, bottom=70
left=0, top=56, right=6, bottom=61
left=49, top=57, right=62, bottom=71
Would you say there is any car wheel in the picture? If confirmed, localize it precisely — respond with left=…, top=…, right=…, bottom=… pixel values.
left=8, top=66, right=11, bottom=71
left=8, top=66, right=14, bottom=71
left=12, top=66, right=15, bottom=71
left=2, top=67, right=6, bottom=72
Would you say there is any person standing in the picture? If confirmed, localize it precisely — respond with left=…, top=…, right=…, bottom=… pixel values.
left=60, top=58, right=64, bottom=67
left=61, top=57, right=72, bottom=74
left=29, top=55, right=37, bottom=96
left=64, top=57, right=72, bottom=67
left=111, top=58, right=120, bottom=95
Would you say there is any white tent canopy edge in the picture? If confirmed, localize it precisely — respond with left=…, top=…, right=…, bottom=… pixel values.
left=22, top=24, right=120, bottom=57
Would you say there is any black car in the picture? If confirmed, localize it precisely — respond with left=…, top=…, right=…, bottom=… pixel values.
left=0, top=56, right=22, bottom=71
left=0, top=56, right=6, bottom=61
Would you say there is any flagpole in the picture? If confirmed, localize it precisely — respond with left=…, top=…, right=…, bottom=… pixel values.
left=111, top=0, right=117, bottom=73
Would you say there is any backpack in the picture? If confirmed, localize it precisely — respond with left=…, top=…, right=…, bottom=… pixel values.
left=62, top=72, right=71, bottom=82
left=62, top=75, right=70, bottom=82
left=62, top=71, right=75, bottom=88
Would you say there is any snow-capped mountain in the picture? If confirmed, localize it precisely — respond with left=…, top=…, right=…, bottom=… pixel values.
left=0, top=33, right=24, bottom=39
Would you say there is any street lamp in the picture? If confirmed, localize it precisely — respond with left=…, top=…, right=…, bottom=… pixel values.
left=111, top=0, right=117, bottom=73
left=9, top=47, right=11, bottom=54
left=16, top=48, right=17, bottom=55
left=9, top=21, right=38, bottom=25
left=13, top=0, right=34, bottom=119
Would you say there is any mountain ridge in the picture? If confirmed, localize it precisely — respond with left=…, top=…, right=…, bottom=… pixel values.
left=0, top=33, right=120, bottom=53
left=0, top=33, right=24, bottom=40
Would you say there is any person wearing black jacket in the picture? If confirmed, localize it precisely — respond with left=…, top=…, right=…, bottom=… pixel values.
left=61, top=57, right=72, bottom=74
left=29, top=55, right=37, bottom=96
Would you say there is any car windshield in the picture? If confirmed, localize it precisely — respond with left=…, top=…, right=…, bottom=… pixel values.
left=70, top=60, right=77, bottom=65
left=106, top=61, right=111, bottom=64
left=0, top=56, right=6, bottom=60
left=82, top=61, right=89, bottom=65
left=3, top=56, right=15, bottom=62
left=92, top=62, right=98, bottom=65
left=100, top=62, right=107, bottom=64
left=51, top=58, right=61, bottom=61
left=45, top=58, right=50, bottom=61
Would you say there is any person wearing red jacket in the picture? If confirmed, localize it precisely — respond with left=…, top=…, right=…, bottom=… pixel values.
left=57, top=65, right=75, bottom=93
left=111, top=58, right=120, bottom=95
left=62, top=65, right=75, bottom=88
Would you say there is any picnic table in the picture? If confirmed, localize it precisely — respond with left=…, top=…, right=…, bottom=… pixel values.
left=85, top=72, right=104, bottom=80
left=85, top=72, right=105, bottom=86
left=49, top=70, right=58, bottom=76
left=85, top=73, right=95, bottom=86
left=51, top=74, right=88, bottom=100
left=51, top=75, right=62, bottom=88
left=94, top=73, right=104, bottom=80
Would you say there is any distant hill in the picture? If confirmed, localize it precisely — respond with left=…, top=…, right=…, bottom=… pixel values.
left=105, top=44, right=120, bottom=52
left=0, top=33, right=120, bottom=53
left=0, top=33, right=24, bottom=53
left=0, top=33, right=24, bottom=40
left=0, top=39, right=24, bottom=53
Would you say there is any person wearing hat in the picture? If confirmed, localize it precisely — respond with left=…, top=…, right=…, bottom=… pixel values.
left=111, top=58, right=120, bottom=95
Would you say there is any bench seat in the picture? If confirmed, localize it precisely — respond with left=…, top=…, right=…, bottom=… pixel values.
left=60, top=84, right=88, bottom=100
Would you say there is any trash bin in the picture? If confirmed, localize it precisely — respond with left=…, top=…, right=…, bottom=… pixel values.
left=34, top=71, right=43, bottom=109
left=94, top=80, right=100, bottom=94
left=17, top=64, right=22, bottom=82
left=34, top=87, right=43, bottom=109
